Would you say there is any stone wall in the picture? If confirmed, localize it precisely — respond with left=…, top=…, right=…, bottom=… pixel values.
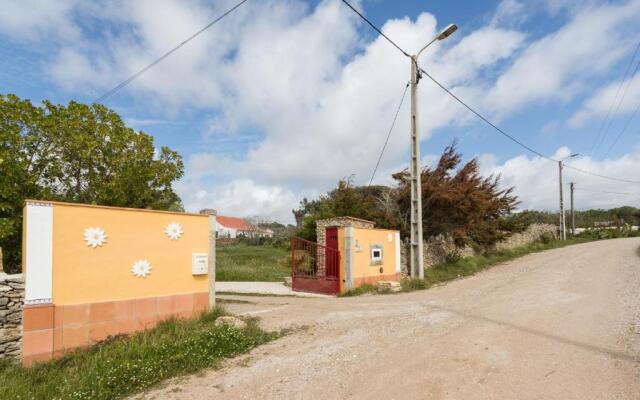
left=0, top=273, right=24, bottom=360
left=316, top=217, right=375, bottom=248
left=493, top=223, right=557, bottom=252
left=401, top=223, right=558, bottom=272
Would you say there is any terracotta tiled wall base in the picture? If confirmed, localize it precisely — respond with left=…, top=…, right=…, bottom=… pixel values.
left=22, top=292, right=209, bottom=365
left=352, top=273, right=402, bottom=289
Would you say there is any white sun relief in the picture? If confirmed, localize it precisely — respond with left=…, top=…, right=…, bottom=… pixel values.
left=165, top=222, right=183, bottom=240
left=83, top=227, right=107, bottom=248
left=131, top=259, right=152, bottom=278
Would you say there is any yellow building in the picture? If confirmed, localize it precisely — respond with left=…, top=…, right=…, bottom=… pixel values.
left=292, top=217, right=401, bottom=294
left=21, top=200, right=215, bottom=365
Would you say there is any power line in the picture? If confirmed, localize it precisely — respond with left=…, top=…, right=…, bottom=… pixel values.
left=588, top=41, right=640, bottom=157
left=341, top=0, right=640, bottom=185
left=592, top=58, right=640, bottom=157
left=419, top=68, right=554, bottom=162
left=575, top=187, right=640, bottom=196
left=602, top=99, right=640, bottom=158
left=94, top=0, right=249, bottom=104
left=341, top=0, right=409, bottom=58
left=369, top=82, right=410, bottom=186
left=419, top=68, right=640, bottom=184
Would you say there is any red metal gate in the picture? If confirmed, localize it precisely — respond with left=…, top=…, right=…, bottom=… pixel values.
left=291, top=237, right=340, bottom=295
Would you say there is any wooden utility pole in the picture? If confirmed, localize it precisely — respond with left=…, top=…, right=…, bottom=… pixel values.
left=570, top=182, right=575, bottom=236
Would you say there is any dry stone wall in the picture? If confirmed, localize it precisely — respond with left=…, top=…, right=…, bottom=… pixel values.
left=401, top=223, right=558, bottom=272
left=0, top=273, right=24, bottom=360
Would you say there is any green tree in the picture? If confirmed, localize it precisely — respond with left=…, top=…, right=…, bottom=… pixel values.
left=293, top=177, right=399, bottom=241
left=0, top=94, right=184, bottom=273
left=393, top=142, right=519, bottom=247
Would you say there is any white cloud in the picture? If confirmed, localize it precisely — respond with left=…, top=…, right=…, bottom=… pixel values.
left=176, top=178, right=299, bottom=223
left=485, top=0, right=640, bottom=117
left=6, top=0, right=640, bottom=222
left=0, top=0, right=81, bottom=42
left=481, top=147, right=640, bottom=211
left=569, top=76, right=640, bottom=127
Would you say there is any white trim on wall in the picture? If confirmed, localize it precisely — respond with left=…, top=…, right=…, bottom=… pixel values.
left=24, top=202, right=54, bottom=305
left=345, top=227, right=354, bottom=291
left=395, top=232, right=401, bottom=274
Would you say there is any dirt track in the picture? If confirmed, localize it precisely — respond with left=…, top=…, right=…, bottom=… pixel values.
left=137, top=238, right=640, bottom=400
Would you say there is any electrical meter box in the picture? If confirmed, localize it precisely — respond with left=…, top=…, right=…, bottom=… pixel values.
left=191, top=253, right=208, bottom=275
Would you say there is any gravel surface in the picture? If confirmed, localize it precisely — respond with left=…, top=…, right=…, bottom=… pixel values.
left=136, top=238, right=640, bottom=400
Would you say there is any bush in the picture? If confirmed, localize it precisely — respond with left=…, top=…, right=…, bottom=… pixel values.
left=401, top=278, right=429, bottom=291
left=539, top=232, right=555, bottom=244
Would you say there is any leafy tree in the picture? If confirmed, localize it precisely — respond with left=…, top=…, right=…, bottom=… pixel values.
left=294, top=142, right=519, bottom=249
left=393, top=142, right=519, bottom=247
left=0, top=94, right=184, bottom=272
left=293, top=177, right=398, bottom=241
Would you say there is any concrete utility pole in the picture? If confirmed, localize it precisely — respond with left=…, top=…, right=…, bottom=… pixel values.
left=570, top=182, right=575, bottom=236
left=409, top=56, right=425, bottom=278
left=409, top=24, right=457, bottom=279
left=558, top=154, right=579, bottom=241
left=558, top=161, right=565, bottom=240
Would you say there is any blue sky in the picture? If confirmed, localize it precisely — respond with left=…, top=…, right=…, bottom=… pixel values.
left=1, top=0, right=639, bottom=222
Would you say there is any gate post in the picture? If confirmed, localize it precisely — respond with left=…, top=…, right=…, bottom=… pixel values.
left=344, top=227, right=354, bottom=292
left=201, top=209, right=217, bottom=309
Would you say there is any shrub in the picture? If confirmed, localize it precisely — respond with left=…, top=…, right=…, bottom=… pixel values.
left=539, top=232, right=554, bottom=244
left=401, top=277, right=429, bottom=291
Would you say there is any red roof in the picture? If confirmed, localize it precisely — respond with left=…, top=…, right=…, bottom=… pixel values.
left=217, top=215, right=252, bottom=230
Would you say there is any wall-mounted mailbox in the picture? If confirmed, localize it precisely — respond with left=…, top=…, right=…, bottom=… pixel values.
left=192, top=253, right=208, bottom=275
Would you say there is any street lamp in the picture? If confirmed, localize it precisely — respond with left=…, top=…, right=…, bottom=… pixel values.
left=409, top=23, right=458, bottom=279
left=559, top=153, right=579, bottom=240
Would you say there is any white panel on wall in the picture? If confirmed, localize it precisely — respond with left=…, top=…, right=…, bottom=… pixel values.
left=24, top=202, right=54, bottom=305
left=395, top=232, right=401, bottom=273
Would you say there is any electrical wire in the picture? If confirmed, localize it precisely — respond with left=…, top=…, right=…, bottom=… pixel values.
left=94, top=0, right=249, bottom=104
left=369, top=82, right=410, bottom=186
left=421, top=68, right=640, bottom=184
left=341, top=0, right=410, bottom=58
left=592, top=59, right=640, bottom=157
left=574, top=187, right=640, bottom=196
left=589, top=42, right=640, bottom=157
left=602, top=100, right=640, bottom=159
left=340, top=0, right=640, bottom=185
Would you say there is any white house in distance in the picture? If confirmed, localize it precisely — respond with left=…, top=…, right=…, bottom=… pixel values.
left=215, top=215, right=274, bottom=238
left=216, top=216, right=253, bottom=238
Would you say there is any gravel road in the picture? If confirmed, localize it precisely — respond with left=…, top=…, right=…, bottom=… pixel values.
left=136, top=238, right=640, bottom=400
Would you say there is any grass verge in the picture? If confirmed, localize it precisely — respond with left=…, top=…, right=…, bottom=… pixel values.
left=0, top=307, right=280, bottom=400
left=217, top=244, right=290, bottom=282
left=422, top=237, right=594, bottom=286
left=343, top=237, right=597, bottom=296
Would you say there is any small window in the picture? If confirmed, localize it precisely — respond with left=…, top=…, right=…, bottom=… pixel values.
left=370, top=245, right=383, bottom=265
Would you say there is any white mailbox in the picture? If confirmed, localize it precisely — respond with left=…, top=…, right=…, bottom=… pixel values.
left=192, top=253, right=208, bottom=275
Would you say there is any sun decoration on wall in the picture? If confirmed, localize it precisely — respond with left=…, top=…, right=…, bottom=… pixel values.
left=131, top=259, right=152, bottom=278
left=83, top=227, right=107, bottom=248
left=164, top=222, right=183, bottom=240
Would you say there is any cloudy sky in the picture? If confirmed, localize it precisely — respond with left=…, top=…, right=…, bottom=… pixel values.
left=1, top=0, right=639, bottom=222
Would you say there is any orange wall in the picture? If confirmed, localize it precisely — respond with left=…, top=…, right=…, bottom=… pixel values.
left=51, top=203, right=209, bottom=305
left=351, top=227, right=398, bottom=281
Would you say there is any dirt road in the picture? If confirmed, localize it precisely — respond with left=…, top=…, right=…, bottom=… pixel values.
left=138, top=238, right=640, bottom=399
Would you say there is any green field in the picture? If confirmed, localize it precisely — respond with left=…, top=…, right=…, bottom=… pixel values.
left=216, top=244, right=291, bottom=282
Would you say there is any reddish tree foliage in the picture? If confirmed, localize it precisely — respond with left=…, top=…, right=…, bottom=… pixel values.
left=393, top=142, right=519, bottom=247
